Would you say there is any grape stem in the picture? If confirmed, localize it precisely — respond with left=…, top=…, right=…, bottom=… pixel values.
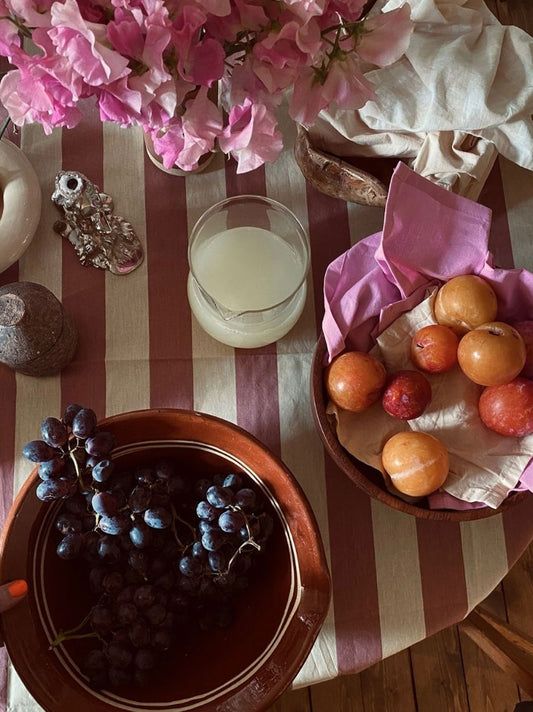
left=170, top=502, right=194, bottom=549
left=217, top=505, right=261, bottom=578
left=50, top=630, right=99, bottom=650
left=68, top=441, right=86, bottom=490
left=49, top=610, right=96, bottom=648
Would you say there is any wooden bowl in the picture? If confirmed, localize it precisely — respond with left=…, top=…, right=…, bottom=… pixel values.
left=310, top=334, right=530, bottom=521
left=0, top=409, right=331, bottom=712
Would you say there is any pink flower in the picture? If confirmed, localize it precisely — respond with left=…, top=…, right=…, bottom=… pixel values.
left=0, top=0, right=414, bottom=173
left=150, top=118, right=185, bottom=169
left=8, top=0, right=55, bottom=27
left=0, top=65, right=82, bottom=132
left=328, top=0, right=367, bottom=22
left=289, top=67, right=329, bottom=126
left=97, top=76, right=143, bottom=124
left=358, top=4, right=414, bottom=67
left=49, top=0, right=130, bottom=86
left=0, top=1, right=22, bottom=60
left=253, top=18, right=322, bottom=69
left=283, top=0, right=327, bottom=20
left=218, top=98, right=283, bottom=173
left=178, top=86, right=222, bottom=169
left=171, top=5, right=224, bottom=86
left=290, top=54, right=376, bottom=126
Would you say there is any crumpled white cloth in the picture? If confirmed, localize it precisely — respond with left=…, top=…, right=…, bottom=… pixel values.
left=309, top=0, right=533, bottom=199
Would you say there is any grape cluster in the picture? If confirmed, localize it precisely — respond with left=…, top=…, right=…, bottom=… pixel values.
left=23, top=405, right=274, bottom=691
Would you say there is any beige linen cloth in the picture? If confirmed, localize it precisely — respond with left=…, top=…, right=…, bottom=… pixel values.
left=310, top=0, right=533, bottom=199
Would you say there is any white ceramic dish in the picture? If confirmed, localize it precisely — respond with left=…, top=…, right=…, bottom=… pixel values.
left=0, top=138, right=42, bottom=273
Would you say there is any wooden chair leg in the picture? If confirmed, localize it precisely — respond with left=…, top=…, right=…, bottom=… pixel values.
left=458, top=607, right=533, bottom=697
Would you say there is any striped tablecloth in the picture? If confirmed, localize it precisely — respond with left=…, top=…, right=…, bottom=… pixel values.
left=2, top=107, right=533, bottom=709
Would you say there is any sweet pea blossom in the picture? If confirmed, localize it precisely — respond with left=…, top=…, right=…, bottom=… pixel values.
left=218, top=99, right=283, bottom=173
left=0, top=0, right=413, bottom=173
left=357, top=4, right=414, bottom=66
left=49, top=0, right=130, bottom=85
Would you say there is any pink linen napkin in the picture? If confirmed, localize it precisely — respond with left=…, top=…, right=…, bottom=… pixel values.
left=322, top=161, right=533, bottom=508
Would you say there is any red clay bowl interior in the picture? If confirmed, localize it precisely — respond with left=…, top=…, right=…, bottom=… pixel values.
left=0, top=409, right=331, bottom=712
left=310, top=333, right=530, bottom=521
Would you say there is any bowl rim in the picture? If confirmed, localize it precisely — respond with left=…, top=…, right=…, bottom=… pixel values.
left=0, top=407, right=332, bottom=712
left=310, top=334, right=531, bottom=521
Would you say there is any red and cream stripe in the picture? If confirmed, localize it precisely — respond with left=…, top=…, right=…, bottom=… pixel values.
left=2, top=105, right=533, bottom=712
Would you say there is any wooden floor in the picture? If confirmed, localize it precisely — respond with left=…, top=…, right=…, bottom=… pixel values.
left=269, top=2, right=533, bottom=711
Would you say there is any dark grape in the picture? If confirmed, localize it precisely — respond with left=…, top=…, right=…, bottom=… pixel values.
left=99, top=514, right=131, bottom=535
left=143, top=507, right=172, bottom=529
left=128, top=485, right=151, bottom=513
left=218, top=509, right=245, bottom=534
left=22, top=440, right=55, bottom=463
left=85, top=431, right=115, bottom=457
left=134, top=647, right=155, bottom=671
left=234, top=488, right=257, bottom=511
left=135, top=467, right=155, bottom=485
left=206, top=485, right=233, bottom=509
left=92, top=491, right=119, bottom=516
left=223, top=473, right=243, bottom=489
left=167, top=474, right=187, bottom=497
left=128, top=620, right=151, bottom=648
left=91, top=459, right=114, bottom=483
left=36, top=479, right=77, bottom=501
left=57, top=533, right=83, bottom=559
left=63, top=403, right=83, bottom=427
left=208, top=550, right=228, bottom=573
left=104, top=641, right=133, bottom=670
left=154, top=459, right=174, bottom=481
left=194, top=478, right=211, bottom=498
left=128, top=549, right=149, bottom=577
left=64, top=492, right=88, bottom=516
left=133, top=585, right=156, bottom=609
left=151, top=628, right=171, bottom=651
left=117, top=602, right=137, bottom=626
left=201, top=528, right=227, bottom=552
left=191, top=541, right=207, bottom=560
left=55, top=512, right=82, bottom=534
left=108, top=667, right=132, bottom=688
left=178, top=555, right=203, bottom=579
left=145, top=603, right=166, bottom=626
left=41, top=417, right=68, bottom=448
left=38, top=457, right=65, bottom=480
left=102, top=571, right=123, bottom=594
left=196, top=500, right=217, bottom=521
left=129, top=520, right=152, bottom=549
left=90, top=605, right=114, bottom=635
left=97, top=536, right=121, bottom=563
left=71, top=408, right=97, bottom=439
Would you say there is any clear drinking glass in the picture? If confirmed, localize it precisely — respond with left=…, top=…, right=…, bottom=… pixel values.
left=187, top=195, right=310, bottom=348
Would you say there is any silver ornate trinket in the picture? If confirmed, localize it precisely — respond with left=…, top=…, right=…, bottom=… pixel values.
left=52, top=171, right=144, bottom=275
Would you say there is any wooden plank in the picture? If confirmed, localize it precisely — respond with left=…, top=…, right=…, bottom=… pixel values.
left=459, top=584, right=519, bottom=711
left=496, top=0, right=533, bottom=33
left=503, top=541, right=533, bottom=700
left=309, top=674, right=365, bottom=712
left=359, top=651, right=417, bottom=712
left=460, top=608, right=533, bottom=698
left=410, top=626, right=469, bottom=711
left=459, top=619, right=520, bottom=712
left=267, top=687, right=311, bottom=712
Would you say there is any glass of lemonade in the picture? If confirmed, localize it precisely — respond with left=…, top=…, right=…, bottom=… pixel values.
left=187, top=195, right=310, bottom=348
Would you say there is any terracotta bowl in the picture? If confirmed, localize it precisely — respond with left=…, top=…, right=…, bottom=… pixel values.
left=310, top=334, right=530, bottom=521
left=0, top=409, right=331, bottom=712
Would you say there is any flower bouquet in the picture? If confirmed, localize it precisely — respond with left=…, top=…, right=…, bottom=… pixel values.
left=0, top=0, right=413, bottom=173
